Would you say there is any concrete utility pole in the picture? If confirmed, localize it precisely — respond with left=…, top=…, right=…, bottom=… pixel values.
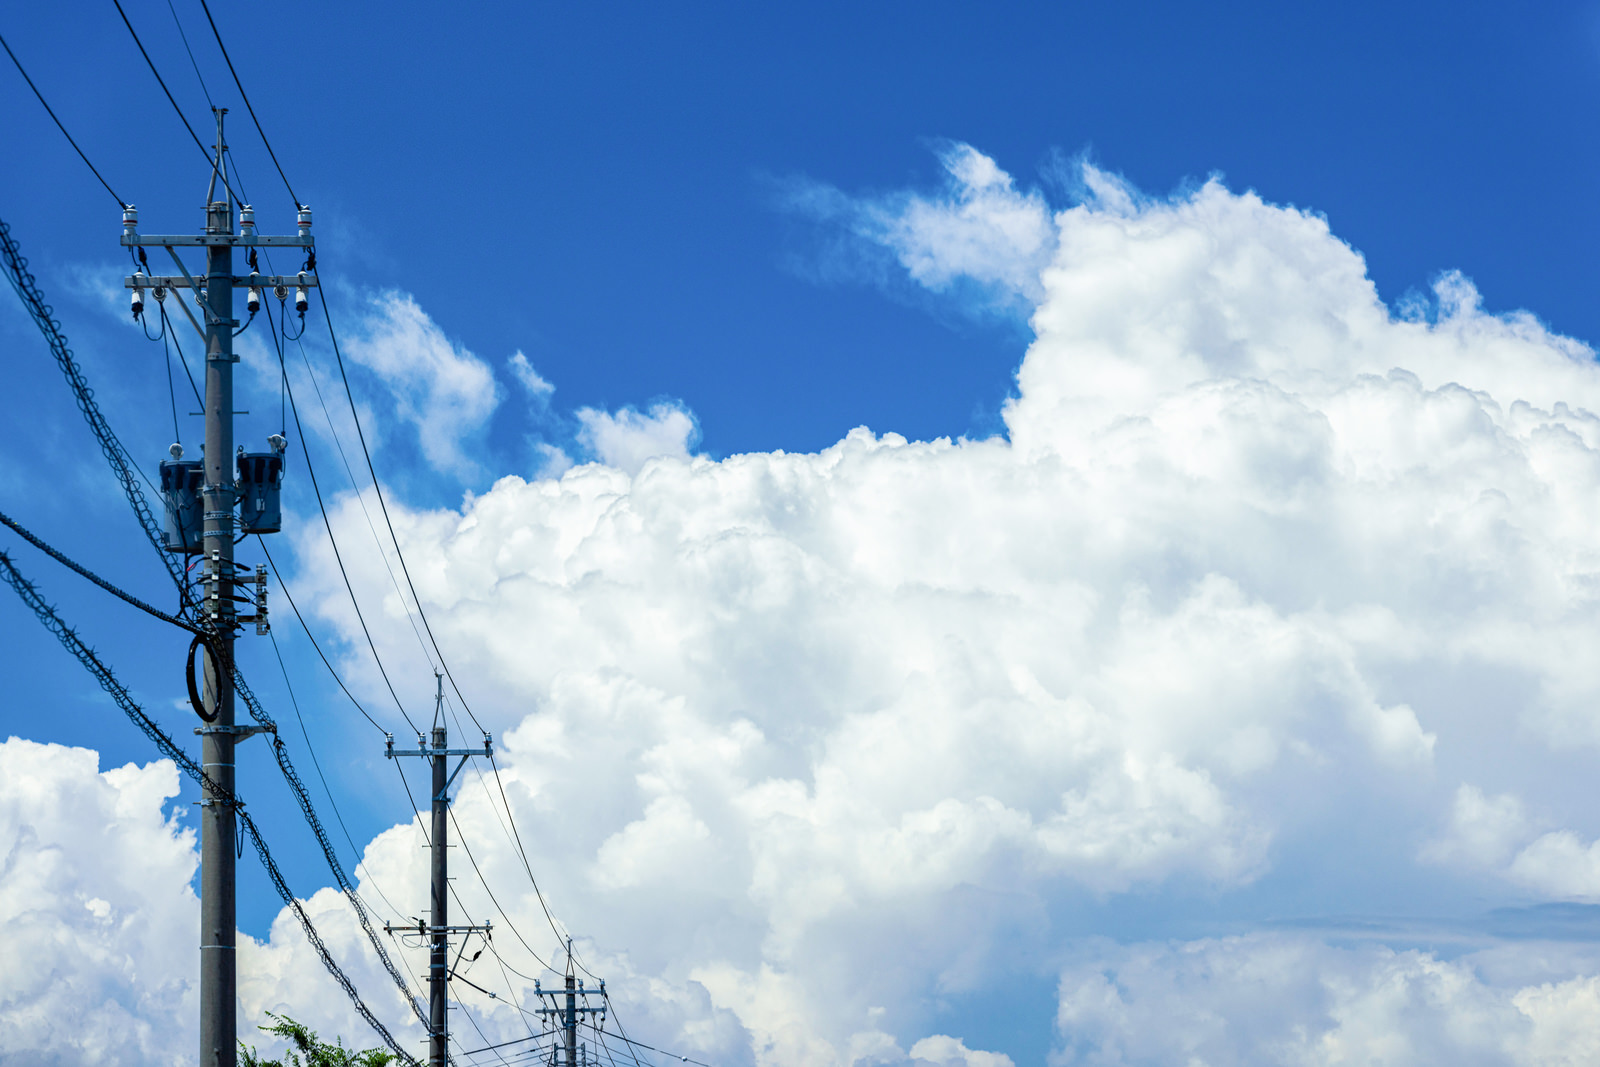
left=533, top=940, right=606, bottom=1067
left=198, top=107, right=239, bottom=1067
left=123, top=108, right=313, bottom=1067
left=387, top=675, right=493, bottom=1067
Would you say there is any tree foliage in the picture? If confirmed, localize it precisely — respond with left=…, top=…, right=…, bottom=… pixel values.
left=239, top=1013, right=396, bottom=1067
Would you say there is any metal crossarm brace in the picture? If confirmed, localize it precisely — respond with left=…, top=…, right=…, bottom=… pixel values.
left=195, top=722, right=275, bottom=743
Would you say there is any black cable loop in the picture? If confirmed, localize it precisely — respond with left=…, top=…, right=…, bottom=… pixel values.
left=140, top=304, right=166, bottom=342
left=185, top=632, right=220, bottom=722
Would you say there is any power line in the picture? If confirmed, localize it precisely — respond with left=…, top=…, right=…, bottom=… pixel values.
left=111, top=0, right=242, bottom=205
left=259, top=539, right=386, bottom=733
left=447, top=804, right=556, bottom=974
left=0, top=32, right=127, bottom=208
left=0, top=507, right=199, bottom=634
left=596, top=1023, right=712, bottom=1067
left=196, top=0, right=302, bottom=210
left=279, top=347, right=419, bottom=731
left=316, top=291, right=485, bottom=734
left=165, top=0, right=216, bottom=111
left=279, top=303, right=438, bottom=674
left=268, top=628, right=407, bottom=920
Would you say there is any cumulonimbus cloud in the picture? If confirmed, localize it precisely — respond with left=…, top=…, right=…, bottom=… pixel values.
left=17, top=145, right=1600, bottom=1065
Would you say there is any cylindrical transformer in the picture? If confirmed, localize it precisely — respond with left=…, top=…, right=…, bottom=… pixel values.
left=236, top=450, right=285, bottom=534
left=159, top=458, right=205, bottom=553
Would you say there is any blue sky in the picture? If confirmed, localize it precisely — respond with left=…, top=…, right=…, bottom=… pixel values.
left=8, top=3, right=1600, bottom=1066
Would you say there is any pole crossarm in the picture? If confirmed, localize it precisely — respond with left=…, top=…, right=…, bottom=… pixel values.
left=386, top=740, right=495, bottom=759
left=383, top=922, right=494, bottom=936
left=127, top=273, right=320, bottom=289
left=123, top=233, right=313, bottom=247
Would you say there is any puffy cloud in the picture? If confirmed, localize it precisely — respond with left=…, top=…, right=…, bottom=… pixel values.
left=310, top=147, right=1600, bottom=1062
left=1054, top=935, right=1600, bottom=1066
left=780, top=141, right=1056, bottom=316
left=339, top=290, right=501, bottom=478
left=0, top=739, right=196, bottom=1065
left=22, top=145, right=1600, bottom=1064
left=508, top=350, right=555, bottom=400
left=574, top=400, right=699, bottom=474
left=1423, top=784, right=1535, bottom=869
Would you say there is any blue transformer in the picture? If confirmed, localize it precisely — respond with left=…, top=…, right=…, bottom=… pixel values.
left=159, top=458, right=205, bottom=553
left=237, top=451, right=285, bottom=534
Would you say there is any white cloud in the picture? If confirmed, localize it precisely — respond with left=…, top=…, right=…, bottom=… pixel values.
left=0, top=739, right=196, bottom=1065
left=508, top=349, right=555, bottom=400
left=1510, top=833, right=1600, bottom=900
left=24, top=145, right=1600, bottom=1063
left=340, top=290, right=501, bottom=478
left=574, top=400, right=699, bottom=474
left=781, top=142, right=1056, bottom=315
left=909, top=1035, right=1014, bottom=1067
left=1424, top=785, right=1535, bottom=869
left=1055, top=935, right=1600, bottom=1066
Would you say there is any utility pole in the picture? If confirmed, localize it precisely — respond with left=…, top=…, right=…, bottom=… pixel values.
left=123, top=109, right=313, bottom=1067
left=386, top=674, right=493, bottom=1067
left=533, top=941, right=606, bottom=1067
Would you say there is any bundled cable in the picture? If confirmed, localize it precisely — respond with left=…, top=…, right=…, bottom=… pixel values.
left=0, top=215, right=192, bottom=613
left=0, top=550, right=419, bottom=1067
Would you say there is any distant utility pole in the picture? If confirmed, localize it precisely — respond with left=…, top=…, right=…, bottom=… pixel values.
left=386, top=674, right=494, bottom=1067
left=533, top=941, right=606, bottom=1067
left=123, top=108, right=314, bottom=1067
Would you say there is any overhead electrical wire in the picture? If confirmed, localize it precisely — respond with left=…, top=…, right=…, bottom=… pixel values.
left=315, top=291, right=484, bottom=733
left=279, top=348, right=420, bottom=731
left=279, top=311, right=439, bottom=674
left=258, top=540, right=386, bottom=733
left=111, top=0, right=243, bottom=206
left=0, top=507, right=199, bottom=635
left=165, top=0, right=216, bottom=111
left=0, top=32, right=128, bottom=208
left=268, top=628, right=407, bottom=920
left=196, top=0, right=302, bottom=211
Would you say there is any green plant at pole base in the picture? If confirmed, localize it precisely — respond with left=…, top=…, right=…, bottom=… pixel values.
left=240, top=1013, right=396, bottom=1067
